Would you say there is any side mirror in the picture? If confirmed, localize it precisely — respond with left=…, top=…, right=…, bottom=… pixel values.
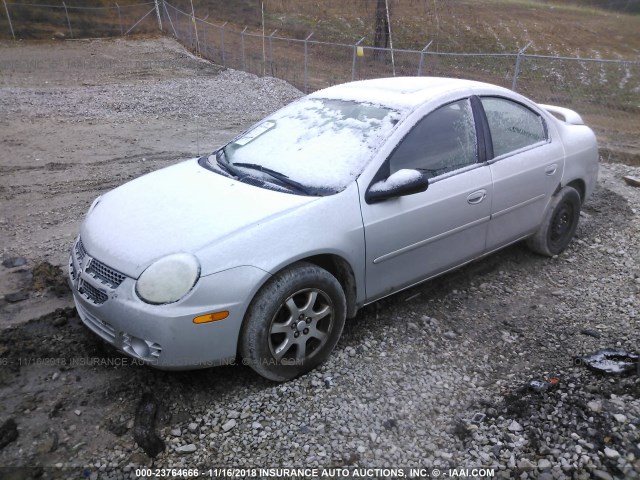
left=365, top=169, right=429, bottom=204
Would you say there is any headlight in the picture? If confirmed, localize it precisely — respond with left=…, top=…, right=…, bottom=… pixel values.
left=136, top=253, right=200, bottom=305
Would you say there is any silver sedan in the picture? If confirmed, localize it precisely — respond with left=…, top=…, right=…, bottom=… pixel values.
left=69, top=77, right=599, bottom=381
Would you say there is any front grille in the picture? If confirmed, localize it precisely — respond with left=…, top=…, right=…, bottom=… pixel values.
left=86, top=258, right=126, bottom=289
left=77, top=303, right=116, bottom=342
left=69, top=255, right=76, bottom=281
left=78, top=279, right=108, bottom=305
left=75, top=238, right=87, bottom=262
left=71, top=236, right=130, bottom=305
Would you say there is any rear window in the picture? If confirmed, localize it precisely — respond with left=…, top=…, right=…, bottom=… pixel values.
left=481, top=97, right=547, bottom=158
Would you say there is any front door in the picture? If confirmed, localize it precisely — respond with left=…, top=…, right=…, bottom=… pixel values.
left=359, top=98, right=493, bottom=301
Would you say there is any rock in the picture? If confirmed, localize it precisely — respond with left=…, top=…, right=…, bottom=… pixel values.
left=593, top=471, right=613, bottom=480
left=227, top=410, right=240, bottom=419
left=587, top=400, right=602, bottom=413
left=517, top=459, right=536, bottom=471
left=221, top=419, right=236, bottom=432
left=538, top=458, right=551, bottom=470
left=508, top=420, right=523, bottom=432
left=623, top=175, right=640, bottom=187
left=128, top=452, right=149, bottom=466
left=5, top=291, right=28, bottom=303
left=52, top=31, right=66, bottom=40
left=187, top=422, right=198, bottom=433
left=580, top=329, right=601, bottom=338
left=105, top=418, right=128, bottom=437
left=170, top=428, right=181, bottom=437
left=52, top=316, right=68, bottom=327
left=49, top=401, right=63, bottom=418
left=133, top=393, right=165, bottom=458
left=2, top=257, right=26, bottom=268
left=603, top=447, right=620, bottom=459
left=612, top=414, right=627, bottom=423
left=251, top=422, right=262, bottom=430
left=38, top=432, right=58, bottom=454
left=175, top=444, right=196, bottom=454
left=74, top=410, right=82, bottom=416
left=383, top=419, right=397, bottom=430
left=0, top=419, right=18, bottom=450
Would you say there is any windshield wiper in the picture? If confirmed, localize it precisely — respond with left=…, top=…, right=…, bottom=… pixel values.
left=214, top=150, right=241, bottom=179
left=232, top=162, right=311, bottom=195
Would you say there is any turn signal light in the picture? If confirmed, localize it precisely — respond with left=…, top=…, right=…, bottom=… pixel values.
left=193, top=311, right=229, bottom=324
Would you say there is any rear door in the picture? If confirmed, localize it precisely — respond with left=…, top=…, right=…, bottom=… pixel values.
left=480, top=97, right=565, bottom=250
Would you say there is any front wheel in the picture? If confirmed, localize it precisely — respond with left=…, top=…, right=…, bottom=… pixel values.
left=239, top=262, right=346, bottom=382
left=527, top=186, right=581, bottom=256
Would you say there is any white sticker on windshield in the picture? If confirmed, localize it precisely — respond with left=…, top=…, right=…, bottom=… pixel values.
left=234, top=121, right=276, bottom=146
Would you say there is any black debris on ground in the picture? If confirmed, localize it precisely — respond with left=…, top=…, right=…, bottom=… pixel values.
left=0, top=418, right=18, bottom=450
left=133, top=393, right=165, bottom=458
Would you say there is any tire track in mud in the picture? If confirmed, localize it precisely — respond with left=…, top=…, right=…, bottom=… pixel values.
left=0, top=153, right=189, bottom=201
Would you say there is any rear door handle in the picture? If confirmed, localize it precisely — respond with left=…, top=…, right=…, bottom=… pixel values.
left=545, top=164, right=558, bottom=176
left=467, top=190, right=487, bottom=205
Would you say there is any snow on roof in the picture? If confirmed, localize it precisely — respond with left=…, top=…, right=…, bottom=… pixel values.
left=309, top=77, right=496, bottom=110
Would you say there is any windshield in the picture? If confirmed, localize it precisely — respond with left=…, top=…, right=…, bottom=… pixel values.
left=209, top=98, right=401, bottom=194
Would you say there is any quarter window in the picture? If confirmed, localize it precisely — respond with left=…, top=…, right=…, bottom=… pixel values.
left=389, top=99, right=477, bottom=178
left=481, top=97, right=546, bottom=158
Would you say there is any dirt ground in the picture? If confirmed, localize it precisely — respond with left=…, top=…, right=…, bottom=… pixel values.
left=0, top=35, right=287, bottom=327
left=0, top=36, right=639, bottom=476
left=0, top=35, right=286, bottom=464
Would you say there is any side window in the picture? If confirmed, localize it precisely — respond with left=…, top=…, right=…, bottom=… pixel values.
left=389, top=99, right=477, bottom=178
left=481, top=97, right=546, bottom=158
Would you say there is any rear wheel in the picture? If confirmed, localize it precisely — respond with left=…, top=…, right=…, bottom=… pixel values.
left=239, top=262, right=346, bottom=382
left=527, top=186, right=581, bottom=256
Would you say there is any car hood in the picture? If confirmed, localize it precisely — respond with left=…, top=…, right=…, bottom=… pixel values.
left=80, top=158, right=318, bottom=278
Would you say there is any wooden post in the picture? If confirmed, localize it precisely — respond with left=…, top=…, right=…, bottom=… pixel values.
left=220, top=22, right=227, bottom=67
left=2, top=0, right=15, bottom=40
left=62, top=1, right=73, bottom=38
left=115, top=3, right=123, bottom=36
left=304, top=32, right=313, bottom=93
left=154, top=0, right=162, bottom=31
left=241, top=26, right=247, bottom=70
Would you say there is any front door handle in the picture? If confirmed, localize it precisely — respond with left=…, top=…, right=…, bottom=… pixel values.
left=467, top=190, right=487, bottom=205
left=545, top=164, right=558, bottom=176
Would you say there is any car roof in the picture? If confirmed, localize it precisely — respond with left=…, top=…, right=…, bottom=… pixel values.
left=310, top=76, right=506, bottom=111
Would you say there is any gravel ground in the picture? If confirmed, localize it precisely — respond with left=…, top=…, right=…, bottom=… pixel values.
left=0, top=37, right=638, bottom=479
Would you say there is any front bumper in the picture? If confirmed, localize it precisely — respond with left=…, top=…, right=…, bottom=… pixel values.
left=68, top=238, right=269, bottom=369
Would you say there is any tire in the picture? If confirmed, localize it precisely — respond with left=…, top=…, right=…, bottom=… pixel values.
left=527, top=186, right=581, bottom=257
left=239, top=262, right=346, bottom=382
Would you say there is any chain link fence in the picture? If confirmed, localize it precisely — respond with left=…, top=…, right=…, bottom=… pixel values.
left=2, top=1, right=638, bottom=161
left=0, top=1, right=159, bottom=39
left=155, top=2, right=639, bottom=161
